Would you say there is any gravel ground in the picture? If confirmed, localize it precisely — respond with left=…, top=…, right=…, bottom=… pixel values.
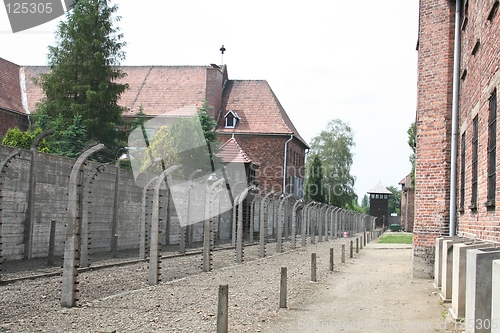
left=0, top=235, right=358, bottom=332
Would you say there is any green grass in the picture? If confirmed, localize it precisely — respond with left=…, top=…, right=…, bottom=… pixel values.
left=377, top=233, right=413, bottom=244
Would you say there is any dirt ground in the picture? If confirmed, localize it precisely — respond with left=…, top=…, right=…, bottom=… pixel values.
left=259, top=239, right=464, bottom=333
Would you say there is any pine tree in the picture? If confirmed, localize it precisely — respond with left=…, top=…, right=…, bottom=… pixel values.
left=35, top=0, right=128, bottom=152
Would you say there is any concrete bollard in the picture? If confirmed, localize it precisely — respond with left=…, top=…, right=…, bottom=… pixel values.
left=363, top=229, right=367, bottom=246
left=356, top=238, right=359, bottom=253
left=217, top=285, right=229, bottom=333
left=329, top=248, right=334, bottom=271
left=311, top=253, right=317, bottom=282
left=280, top=267, right=287, bottom=308
left=341, top=244, right=345, bottom=263
left=350, top=241, right=353, bottom=258
left=360, top=236, right=363, bottom=250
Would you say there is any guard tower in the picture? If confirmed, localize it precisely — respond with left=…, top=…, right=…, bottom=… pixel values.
left=367, top=181, right=392, bottom=228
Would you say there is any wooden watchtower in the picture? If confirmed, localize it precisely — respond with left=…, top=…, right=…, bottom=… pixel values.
left=367, top=181, right=392, bottom=228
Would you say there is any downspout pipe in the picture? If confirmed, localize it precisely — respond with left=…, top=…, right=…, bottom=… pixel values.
left=449, top=0, right=461, bottom=237
left=283, top=134, right=294, bottom=195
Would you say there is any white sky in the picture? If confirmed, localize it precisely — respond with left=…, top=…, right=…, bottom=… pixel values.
left=0, top=0, right=419, bottom=201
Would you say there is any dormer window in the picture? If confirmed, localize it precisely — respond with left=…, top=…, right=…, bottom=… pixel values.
left=224, top=110, right=240, bottom=128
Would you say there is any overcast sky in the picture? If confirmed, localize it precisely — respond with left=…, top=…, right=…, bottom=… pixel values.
left=1, top=0, right=419, bottom=201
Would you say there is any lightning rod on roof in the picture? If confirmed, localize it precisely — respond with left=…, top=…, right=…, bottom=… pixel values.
left=220, top=45, right=226, bottom=66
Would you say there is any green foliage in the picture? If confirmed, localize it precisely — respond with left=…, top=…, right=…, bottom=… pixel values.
left=408, top=122, right=416, bottom=189
left=386, top=185, right=401, bottom=215
left=141, top=125, right=180, bottom=174
left=304, top=154, right=325, bottom=202
left=34, top=0, right=128, bottom=153
left=358, top=194, right=370, bottom=214
left=50, top=114, right=88, bottom=158
left=307, top=118, right=357, bottom=208
left=2, top=127, right=50, bottom=152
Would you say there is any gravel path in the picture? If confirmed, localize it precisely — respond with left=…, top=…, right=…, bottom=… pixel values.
left=1, top=235, right=359, bottom=332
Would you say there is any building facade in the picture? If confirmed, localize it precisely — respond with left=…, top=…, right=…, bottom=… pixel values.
left=414, top=0, right=500, bottom=277
left=0, top=59, right=308, bottom=196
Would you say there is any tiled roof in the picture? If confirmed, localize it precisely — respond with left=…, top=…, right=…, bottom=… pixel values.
left=217, top=136, right=259, bottom=166
left=0, top=58, right=24, bottom=114
left=216, top=80, right=307, bottom=146
left=22, top=65, right=210, bottom=116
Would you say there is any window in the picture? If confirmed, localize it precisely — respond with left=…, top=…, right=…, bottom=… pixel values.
left=461, top=0, right=469, bottom=30
left=460, top=132, right=466, bottom=211
left=486, top=90, right=497, bottom=206
left=224, top=110, right=240, bottom=128
left=470, top=116, right=478, bottom=209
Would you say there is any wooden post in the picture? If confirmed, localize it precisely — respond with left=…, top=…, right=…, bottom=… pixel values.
left=341, top=244, right=345, bottom=263
left=350, top=241, right=354, bottom=258
left=47, top=220, right=56, bottom=266
left=356, top=238, right=359, bottom=253
left=217, top=285, right=229, bottom=333
left=311, top=253, right=317, bottom=282
left=329, top=248, right=334, bottom=271
left=280, top=267, right=287, bottom=308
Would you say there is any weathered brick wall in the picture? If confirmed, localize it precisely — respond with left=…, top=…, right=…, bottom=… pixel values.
left=456, top=1, right=500, bottom=244
left=218, top=134, right=306, bottom=194
left=0, top=110, right=29, bottom=139
left=205, top=67, right=225, bottom=119
left=414, top=0, right=455, bottom=278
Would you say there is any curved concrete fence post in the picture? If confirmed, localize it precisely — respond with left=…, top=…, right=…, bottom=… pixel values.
left=277, top=194, right=293, bottom=253
left=139, top=175, right=159, bottom=260
left=179, top=169, right=201, bottom=254
left=249, top=194, right=260, bottom=244
left=291, top=199, right=304, bottom=249
left=236, top=186, right=255, bottom=263
left=0, top=149, right=21, bottom=281
left=24, top=129, right=54, bottom=259
left=61, top=143, right=104, bottom=308
left=149, top=165, right=181, bottom=285
left=302, top=201, right=315, bottom=247
left=80, top=165, right=105, bottom=268
left=203, top=178, right=225, bottom=272
left=259, top=191, right=274, bottom=258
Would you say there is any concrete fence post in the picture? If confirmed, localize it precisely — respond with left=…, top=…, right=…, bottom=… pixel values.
left=259, top=191, right=274, bottom=258
left=302, top=202, right=314, bottom=247
left=203, top=178, right=225, bottom=272
left=217, top=284, right=229, bottom=333
left=80, top=166, right=104, bottom=268
left=61, top=143, right=104, bottom=308
left=236, top=186, right=254, bottom=263
left=311, top=253, right=317, bottom=282
left=277, top=194, right=293, bottom=253
left=24, top=129, right=54, bottom=260
left=139, top=176, right=158, bottom=260
left=149, top=165, right=180, bottom=285
left=249, top=195, right=259, bottom=244
left=341, top=244, right=346, bottom=263
left=280, top=267, right=287, bottom=308
left=291, top=200, right=303, bottom=249
left=0, top=149, right=21, bottom=280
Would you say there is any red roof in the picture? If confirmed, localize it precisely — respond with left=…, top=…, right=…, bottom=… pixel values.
left=216, top=80, right=307, bottom=146
left=0, top=58, right=24, bottom=114
left=217, top=137, right=259, bottom=166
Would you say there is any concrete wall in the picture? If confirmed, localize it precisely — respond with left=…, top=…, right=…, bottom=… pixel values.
left=0, top=144, right=229, bottom=260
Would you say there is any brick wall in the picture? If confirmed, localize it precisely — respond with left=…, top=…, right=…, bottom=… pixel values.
left=218, top=134, right=306, bottom=195
left=0, top=109, right=29, bottom=139
left=456, top=1, right=500, bottom=243
left=401, top=188, right=414, bottom=232
left=414, top=0, right=456, bottom=278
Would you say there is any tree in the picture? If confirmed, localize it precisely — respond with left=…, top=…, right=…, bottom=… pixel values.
left=387, top=185, right=401, bottom=215
left=304, top=154, right=325, bottom=202
left=34, top=0, right=128, bottom=153
left=308, top=119, right=357, bottom=208
left=408, top=122, right=416, bottom=188
left=360, top=194, right=370, bottom=214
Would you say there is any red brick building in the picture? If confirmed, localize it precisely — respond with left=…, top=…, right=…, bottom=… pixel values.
left=0, top=57, right=29, bottom=138
left=0, top=60, right=308, bottom=196
left=415, top=0, right=500, bottom=277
